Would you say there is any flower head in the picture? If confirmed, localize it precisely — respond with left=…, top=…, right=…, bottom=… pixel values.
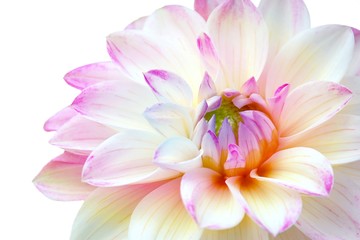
left=34, top=0, right=360, bottom=239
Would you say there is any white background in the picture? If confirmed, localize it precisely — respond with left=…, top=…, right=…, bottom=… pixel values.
left=0, top=0, right=359, bottom=239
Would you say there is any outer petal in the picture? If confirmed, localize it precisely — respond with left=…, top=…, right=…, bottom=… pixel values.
left=181, top=168, right=245, bottom=229
left=296, top=169, right=360, bottom=239
left=336, top=160, right=360, bottom=184
left=226, top=177, right=302, bottom=236
left=72, top=80, right=156, bottom=131
left=207, top=0, right=268, bottom=90
left=341, top=76, right=360, bottom=115
left=253, top=147, right=333, bottom=196
left=33, top=154, right=95, bottom=201
left=346, top=28, right=360, bottom=77
left=49, top=115, right=116, bottom=155
left=269, top=226, right=309, bottom=240
left=280, top=114, right=360, bottom=164
left=43, top=107, right=78, bottom=132
left=201, top=216, right=269, bottom=240
left=64, top=62, right=129, bottom=90
left=125, top=16, right=148, bottom=30
left=70, top=181, right=163, bottom=240
left=265, top=25, right=354, bottom=97
left=277, top=81, right=352, bottom=137
left=154, top=137, right=202, bottom=172
left=82, top=130, right=179, bottom=187
left=194, top=0, right=225, bottom=20
left=143, top=103, right=193, bottom=138
left=128, top=179, right=203, bottom=239
left=144, top=70, right=193, bottom=106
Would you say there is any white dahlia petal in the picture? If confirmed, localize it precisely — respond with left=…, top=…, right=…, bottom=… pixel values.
left=346, top=28, right=360, bottom=77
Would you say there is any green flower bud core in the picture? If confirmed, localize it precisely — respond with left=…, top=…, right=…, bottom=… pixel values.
left=204, top=96, right=245, bottom=135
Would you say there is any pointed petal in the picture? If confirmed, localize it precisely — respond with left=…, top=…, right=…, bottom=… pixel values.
left=82, top=130, right=179, bottom=187
left=144, top=5, right=205, bottom=53
left=253, top=147, right=333, bottom=196
left=296, top=169, right=360, bottom=239
left=144, top=70, right=193, bottom=106
left=181, top=168, right=244, bottom=229
left=226, top=177, right=302, bottom=236
left=128, top=179, right=203, bottom=239
left=192, top=118, right=208, bottom=148
left=49, top=115, right=116, bottom=154
left=346, top=28, right=360, bottom=77
left=269, top=226, right=309, bottom=240
left=64, top=62, right=129, bottom=90
left=240, top=77, right=259, bottom=96
left=341, top=76, right=360, bottom=115
left=33, top=155, right=95, bottom=201
left=72, top=80, right=156, bottom=131
left=143, top=103, right=193, bottom=138
left=154, top=137, right=202, bottom=172
left=267, top=84, right=290, bottom=126
left=198, top=72, right=217, bottom=101
left=265, top=25, right=354, bottom=97
left=197, top=34, right=221, bottom=81
left=278, top=81, right=352, bottom=137
left=281, top=114, right=360, bottom=164
left=194, top=0, right=225, bottom=20
left=207, top=0, right=268, bottom=89
left=258, top=0, right=310, bottom=65
left=70, top=181, right=163, bottom=240
left=201, top=130, right=221, bottom=172
left=44, top=107, right=78, bottom=132
left=218, top=118, right=236, bottom=152
left=201, top=216, right=269, bottom=240
left=125, top=16, right=148, bottom=30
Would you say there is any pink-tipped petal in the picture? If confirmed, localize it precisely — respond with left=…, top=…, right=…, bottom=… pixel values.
left=201, top=130, right=221, bottom=172
left=33, top=154, right=95, bottom=201
left=218, top=118, right=236, bottom=152
left=64, top=62, right=129, bottom=90
left=49, top=115, right=116, bottom=154
left=281, top=114, right=360, bottom=164
left=143, top=103, right=193, bottom=138
left=43, top=106, right=78, bottom=132
left=194, top=0, right=225, bottom=20
left=194, top=100, right=208, bottom=125
left=253, top=147, right=333, bottom=196
left=278, top=81, right=352, bottom=137
left=198, top=72, right=217, bottom=101
left=144, top=70, right=193, bottom=106
left=225, top=143, right=246, bottom=171
left=82, top=130, right=179, bottom=187
left=192, top=118, right=208, bottom=148
left=241, top=77, right=259, bottom=96
left=72, top=80, right=156, bottom=131
left=70, top=181, right=164, bottom=240
left=296, top=169, right=360, bottom=239
left=346, top=28, right=360, bottom=77
left=125, top=16, right=148, bottom=30
left=201, top=216, right=269, bottom=239
left=267, top=84, right=290, bottom=126
left=197, top=33, right=221, bottom=81
left=226, top=177, right=302, bottom=236
left=181, top=168, right=245, bottom=229
left=128, top=179, right=203, bottom=239
left=265, top=25, right=354, bottom=97
left=154, top=137, right=202, bottom=172
left=207, top=0, right=268, bottom=90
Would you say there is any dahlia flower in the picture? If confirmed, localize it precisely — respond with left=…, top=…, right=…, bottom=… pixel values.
left=34, top=0, right=360, bottom=239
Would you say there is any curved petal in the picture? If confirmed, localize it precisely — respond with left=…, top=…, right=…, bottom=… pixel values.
left=296, top=169, right=360, bottom=239
left=341, top=76, right=360, bottom=115
left=82, top=130, right=179, bottom=187
left=43, top=107, right=78, bottom=132
left=51, top=151, right=88, bottom=164
left=33, top=155, right=95, bottom=201
left=49, top=115, right=116, bottom=154
left=181, top=168, right=244, bottom=229
left=125, top=16, right=148, bottom=30
left=253, top=147, right=333, bottom=196
left=201, top=216, right=269, bottom=240
left=226, top=177, right=302, bottom=236
left=346, top=28, right=360, bottom=77
left=277, top=81, right=352, bottom=137
left=201, top=130, right=221, bottom=172
left=64, top=62, right=129, bottom=90
left=70, top=181, right=163, bottom=240
left=143, top=103, right=193, bottom=138
left=72, top=80, right=156, bottom=131
left=194, top=0, right=225, bottom=20
left=154, top=137, right=202, bottom=172
left=207, top=0, right=268, bottom=90
left=280, top=114, right=360, bottom=164
left=144, top=70, right=193, bottom=106
left=128, top=178, right=203, bottom=239
left=265, top=25, right=354, bottom=97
